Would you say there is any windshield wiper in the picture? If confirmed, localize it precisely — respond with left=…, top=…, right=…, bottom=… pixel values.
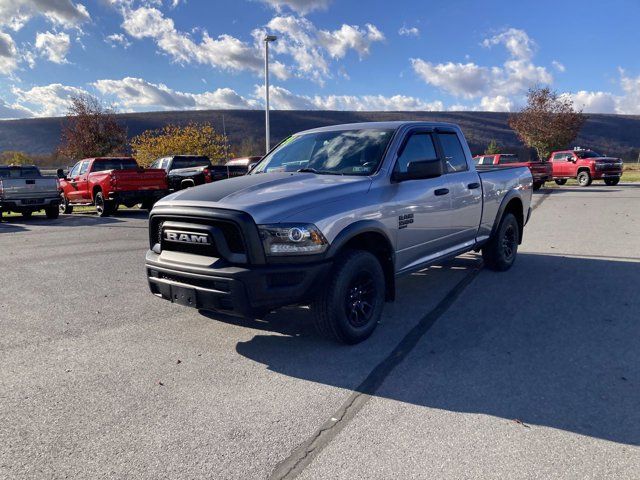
left=297, top=167, right=343, bottom=175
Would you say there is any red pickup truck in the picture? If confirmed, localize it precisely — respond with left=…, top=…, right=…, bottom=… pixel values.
left=473, top=154, right=552, bottom=190
left=548, top=148, right=624, bottom=186
left=57, top=157, right=168, bottom=216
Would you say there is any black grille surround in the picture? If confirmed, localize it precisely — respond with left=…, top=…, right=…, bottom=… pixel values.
left=149, top=205, right=267, bottom=265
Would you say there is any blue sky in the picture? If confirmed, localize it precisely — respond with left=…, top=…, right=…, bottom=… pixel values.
left=0, top=0, right=639, bottom=119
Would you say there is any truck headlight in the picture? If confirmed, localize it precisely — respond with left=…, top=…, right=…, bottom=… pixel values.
left=258, top=224, right=328, bottom=256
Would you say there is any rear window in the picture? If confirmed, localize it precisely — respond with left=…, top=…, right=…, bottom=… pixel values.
left=498, top=155, right=520, bottom=164
left=171, top=157, right=211, bottom=170
left=0, top=166, right=41, bottom=178
left=92, top=159, right=138, bottom=172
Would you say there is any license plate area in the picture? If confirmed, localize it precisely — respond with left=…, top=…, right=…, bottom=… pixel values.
left=170, top=285, right=197, bottom=307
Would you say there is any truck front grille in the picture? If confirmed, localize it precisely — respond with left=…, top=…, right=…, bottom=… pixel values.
left=150, top=215, right=247, bottom=261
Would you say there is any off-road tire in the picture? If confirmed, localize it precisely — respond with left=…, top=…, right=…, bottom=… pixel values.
left=311, top=250, right=385, bottom=344
left=554, top=179, right=567, bottom=186
left=604, top=177, right=620, bottom=186
left=577, top=170, right=592, bottom=187
left=482, top=212, right=520, bottom=272
left=45, top=204, right=59, bottom=219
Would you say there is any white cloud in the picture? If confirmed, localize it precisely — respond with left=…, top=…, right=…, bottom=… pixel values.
left=482, top=27, right=535, bottom=60
left=0, top=97, right=33, bottom=118
left=412, top=28, right=552, bottom=103
left=552, top=60, right=565, bottom=72
left=11, top=83, right=88, bottom=117
left=120, top=6, right=288, bottom=79
left=618, top=69, right=640, bottom=114
left=567, top=90, right=617, bottom=113
left=0, top=0, right=90, bottom=30
left=260, top=15, right=384, bottom=84
left=398, top=26, right=419, bottom=37
left=479, top=95, right=514, bottom=112
left=105, top=33, right=131, bottom=49
left=0, top=31, right=19, bottom=74
left=92, top=76, right=257, bottom=111
left=259, top=0, right=331, bottom=15
left=255, top=84, right=443, bottom=111
left=35, top=31, right=71, bottom=63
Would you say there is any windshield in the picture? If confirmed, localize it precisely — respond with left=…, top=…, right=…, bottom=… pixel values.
left=252, top=128, right=395, bottom=176
left=93, top=158, right=138, bottom=172
left=0, top=166, right=40, bottom=178
left=171, top=157, right=211, bottom=169
left=575, top=150, right=602, bottom=159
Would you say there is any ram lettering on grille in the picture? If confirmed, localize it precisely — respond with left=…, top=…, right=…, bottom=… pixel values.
left=164, top=231, right=210, bottom=245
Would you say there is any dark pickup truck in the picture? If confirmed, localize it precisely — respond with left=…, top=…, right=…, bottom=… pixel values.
left=150, top=155, right=214, bottom=191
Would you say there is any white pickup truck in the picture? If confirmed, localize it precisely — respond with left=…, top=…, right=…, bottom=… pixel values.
left=0, top=165, right=60, bottom=220
left=146, top=122, right=533, bottom=343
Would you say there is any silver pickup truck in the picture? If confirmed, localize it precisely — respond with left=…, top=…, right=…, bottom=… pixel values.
left=145, top=122, right=532, bottom=343
left=0, top=165, right=60, bottom=220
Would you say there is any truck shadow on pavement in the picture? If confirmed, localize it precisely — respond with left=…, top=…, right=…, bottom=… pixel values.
left=227, top=253, right=640, bottom=446
left=0, top=209, right=148, bottom=232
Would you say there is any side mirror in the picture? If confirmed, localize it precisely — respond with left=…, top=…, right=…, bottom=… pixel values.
left=56, top=168, right=66, bottom=179
left=393, top=159, right=443, bottom=182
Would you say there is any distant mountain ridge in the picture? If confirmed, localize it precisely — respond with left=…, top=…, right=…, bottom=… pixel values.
left=1, top=110, right=639, bottom=161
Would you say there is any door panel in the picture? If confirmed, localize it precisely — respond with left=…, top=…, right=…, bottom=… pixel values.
left=391, top=131, right=452, bottom=272
left=436, top=132, right=482, bottom=246
left=76, top=161, right=90, bottom=201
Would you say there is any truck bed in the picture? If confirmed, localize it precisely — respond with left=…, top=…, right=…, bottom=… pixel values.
left=478, top=165, right=533, bottom=238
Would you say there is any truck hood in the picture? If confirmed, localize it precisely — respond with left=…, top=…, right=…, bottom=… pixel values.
left=155, top=172, right=372, bottom=224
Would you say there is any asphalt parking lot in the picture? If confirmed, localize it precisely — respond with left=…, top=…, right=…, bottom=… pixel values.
left=1, top=184, right=639, bottom=479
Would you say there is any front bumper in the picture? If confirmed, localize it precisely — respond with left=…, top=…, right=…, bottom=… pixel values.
left=593, top=171, right=622, bottom=180
left=109, top=189, right=169, bottom=204
left=146, top=250, right=332, bottom=317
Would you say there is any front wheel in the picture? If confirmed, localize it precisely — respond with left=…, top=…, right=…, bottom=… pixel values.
left=604, top=177, right=620, bottom=186
left=482, top=212, right=520, bottom=272
left=312, top=250, right=385, bottom=344
left=577, top=171, right=592, bottom=187
left=554, top=179, right=567, bottom=186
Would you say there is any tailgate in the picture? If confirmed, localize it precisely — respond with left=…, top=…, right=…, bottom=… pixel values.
left=112, top=169, right=167, bottom=191
left=0, top=178, right=59, bottom=199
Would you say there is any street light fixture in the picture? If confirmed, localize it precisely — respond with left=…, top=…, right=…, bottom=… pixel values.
left=264, top=35, right=277, bottom=154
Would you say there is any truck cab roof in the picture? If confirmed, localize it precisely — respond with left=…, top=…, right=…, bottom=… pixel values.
left=297, top=121, right=461, bottom=135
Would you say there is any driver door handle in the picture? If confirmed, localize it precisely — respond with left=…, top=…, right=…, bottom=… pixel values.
left=434, top=188, right=449, bottom=196
left=467, top=182, right=480, bottom=189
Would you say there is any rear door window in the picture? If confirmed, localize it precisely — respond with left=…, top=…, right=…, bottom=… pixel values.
left=438, top=133, right=468, bottom=173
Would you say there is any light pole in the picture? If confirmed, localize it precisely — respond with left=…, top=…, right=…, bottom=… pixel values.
left=264, top=35, right=277, bottom=154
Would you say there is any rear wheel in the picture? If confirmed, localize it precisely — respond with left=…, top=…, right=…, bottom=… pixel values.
left=312, top=250, right=385, bottom=344
left=482, top=212, right=520, bottom=272
left=604, top=177, right=620, bottom=186
left=141, top=199, right=155, bottom=212
left=59, top=195, right=73, bottom=214
left=95, top=192, right=114, bottom=217
left=45, top=204, right=59, bottom=219
left=577, top=170, right=592, bottom=187
left=554, top=179, right=567, bottom=186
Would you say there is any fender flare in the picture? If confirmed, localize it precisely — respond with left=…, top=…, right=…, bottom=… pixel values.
left=326, top=220, right=395, bottom=259
left=490, top=190, right=525, bottom=242
left=325, top=220, right=396, bottom=301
